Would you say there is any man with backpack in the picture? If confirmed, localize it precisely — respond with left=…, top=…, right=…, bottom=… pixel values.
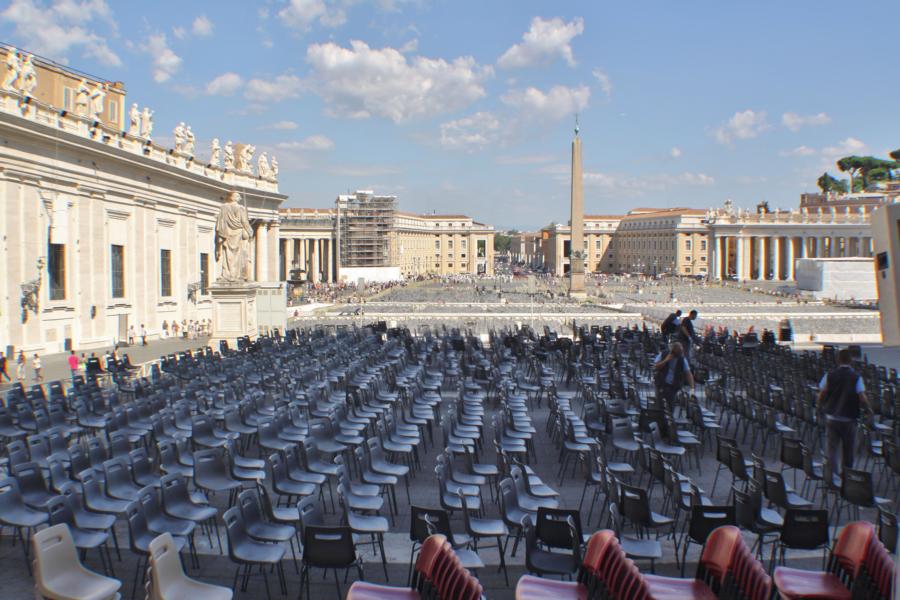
left=654, top=341, right=694, bottom=411
left=677, top=309, right=699, bottom=361
left=660, top=309, right=681, bottom=341
left=817, top=348, right=872, bottom=485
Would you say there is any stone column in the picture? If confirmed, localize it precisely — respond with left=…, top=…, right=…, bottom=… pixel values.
left=736, top=236, right=745, bottom=281
left=311, top=239, right=320, bottom=283
left=324, top=239, right=333, bottom=283
left=857, top=236, right=866, bottom=257
left=710, top=234, right=719, bottom=280
left=568, top=131, right=585, bottom=296
left=298, top=239, right=306, bottom=281
left=774, top=236, right=783, bottom=280
left=756, top=236, right=765, bottom=280
left=255, top=222, right=267, bottom=281
left=832, top=236, right=841, bottom=257
left=799, top=236, right=807, bottom=259
left=786, top=237, right=795, bottom=280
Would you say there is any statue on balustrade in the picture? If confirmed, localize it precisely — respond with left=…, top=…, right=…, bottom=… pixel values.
left=2, top=50, right=20, bottom=91
left=128, top=103, right=140, bottom=135
left=89, top=83, right=106, bottom=121
left=18, top=53, right=37, bottom=96
left=257, top=152, right=271, bottom=179
left=210, top=138, right=221, bottom=167
left=223, top=140, right=234, bottom=169
left=271, top=155, right=278, bottom=179
left=140, top=107, right=153, bottom=138
left=184, top=125, right=195, bottom=156
left=75, top=79, right=90, bottom=116
left=173, top=122, right=186, bottom=153
left=215, top=191, right=254, bottom=283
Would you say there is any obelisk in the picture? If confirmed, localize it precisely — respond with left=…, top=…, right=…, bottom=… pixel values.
left=569, top=119, right=586, bottom=297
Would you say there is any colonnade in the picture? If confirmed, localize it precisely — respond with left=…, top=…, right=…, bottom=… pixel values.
left=280, top=236, right=336, bottom=283
left=710, top=233, right=873, bottom=281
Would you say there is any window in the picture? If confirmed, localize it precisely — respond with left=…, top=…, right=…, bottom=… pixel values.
left=700, top=240, right=707, bottom=251
left=595, top=240, right=602, bottom=249
left=48, top=242, right=66, bottom=300
left=477, top=239, right=486, bottom=258
left=434, top=239, right=440, bottom=250
left=685, top=239, right=692, bottom=251
left=63, top=87, right=74, bottom=111
left=448, top=240, right=454, bottom=250
left=108, top=100, right=117, bottom=122
left=461, top=239, right=467, bottom=249
left=200, top=253, right=209, bottom=294
left=160, top=249, right=172, bottom=297
left=111, top=244, right=125, bottom=298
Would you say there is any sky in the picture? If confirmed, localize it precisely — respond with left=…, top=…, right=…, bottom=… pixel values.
left=1, top=0, right=898, bottom=230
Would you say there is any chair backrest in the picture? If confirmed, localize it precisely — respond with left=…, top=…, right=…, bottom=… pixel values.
left=223, top=506, right=249, bottom=558
left=46, top=494, right=75, bottom=527
left=410, top=505, right=452, bottom=543
left=148, top=532, right=188, bottom=600
left=829, top=521, right=875, bottom=582
left=781, top=509, right=830, bottom=550
left=411, top=533, right=449, bottom=591
left=237, top=489, right=265, bottom=527
left=297, top=494, right=323, bottom=532
left=32, top=524, right=83, bottom=595
left=13, top=461, right=47, bottom=494
left=877, top=507, right=898, bottom=554
left=536, top=506, right=583, bottom=550
left=696, top=525, right=742, bottom=590
left=302, top=525, right=356, bottom=568
left=688, top=505, right=736, bottom=546
left=841, top=469, right=876, bottom=506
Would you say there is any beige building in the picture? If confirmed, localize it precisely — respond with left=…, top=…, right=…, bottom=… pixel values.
left=510, top=232, right=544, bottom=269
left=539, top=216, right=621, bottom=275
left=0, top=49, right=285, bottom=355
left=611, top=208, right=709, bottom=276
left=394, top=212, right=494, bottom=277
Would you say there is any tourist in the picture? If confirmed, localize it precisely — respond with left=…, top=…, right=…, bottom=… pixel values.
left=677, top=309, right=699, bottom=360
left=161, top=320, right=169, bottom=339
left=172, top=321, right=179, bottom=337
left=817, top=348, right=872, bottom=485
left=660, top=309, right=682, bottom=341
left=16, top=351, right=26, bottom=383
left=67, top=350, right=79, bottom=381
left=653, top=341, right=694, bottom=411
left=128, top=324, right=136, bottom=346
left=32, top=353, right=42, bottom=383
left=0, top=351, right=10, bottom=382
left=140, top=324, right=148, bottom=346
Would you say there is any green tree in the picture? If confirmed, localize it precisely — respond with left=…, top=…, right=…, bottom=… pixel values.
left=816, top=172, right=848, bottom=194
left=494, top=233, right=513, bottom=254
left=836, top=156, right=891, bottom=191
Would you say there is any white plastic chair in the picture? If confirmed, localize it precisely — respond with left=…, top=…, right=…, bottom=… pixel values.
left=32, top=523, right=122, bottom=600
left=147, top=533, right=232, bottom=600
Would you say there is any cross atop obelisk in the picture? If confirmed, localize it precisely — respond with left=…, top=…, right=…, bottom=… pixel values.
left=569, top=116, right=586, bottom=297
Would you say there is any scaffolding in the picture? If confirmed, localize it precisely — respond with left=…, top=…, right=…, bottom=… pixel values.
left=336, top=191, right=397, bottom=268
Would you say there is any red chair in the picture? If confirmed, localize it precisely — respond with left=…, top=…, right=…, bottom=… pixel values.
left=726, top=534, right=772, bottom=600
left=774, top=521, right=874, bottom=600
left=858, top=537, right=894, bottom=600
left=516, top=529, right=616, bottom=600
left=642, top=525, right=743, bottom=599
left=347, top=534, right=447, bottom=599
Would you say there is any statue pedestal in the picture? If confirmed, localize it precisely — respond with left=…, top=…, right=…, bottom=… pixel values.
left=208, top=283, right=258, bottom=351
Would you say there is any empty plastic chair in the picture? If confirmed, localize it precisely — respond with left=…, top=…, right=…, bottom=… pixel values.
left=147, top=532, right=232, bottom=600
left=31, top=524, right=122, bottom=600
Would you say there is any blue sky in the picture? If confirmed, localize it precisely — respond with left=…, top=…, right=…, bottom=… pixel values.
left=2, top=0, right=898, bottom=230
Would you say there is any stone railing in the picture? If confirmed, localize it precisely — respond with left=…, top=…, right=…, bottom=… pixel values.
left=709, top=210, right=870, bottom=226
left=0, top=89, right=278, bottom=194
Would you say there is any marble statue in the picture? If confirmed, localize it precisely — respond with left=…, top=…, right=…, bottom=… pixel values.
left=75, top=79, right=90, bottom=116
left=215, top=191, right=254, bottom=283
left=89, top=83, right=106, bottom=120
left=18, top=53, right=37, bottom=96
left=271, top=155, right=278, bottom=178
left=238, top=144, right=255, bottom=174
left=184, top=125, right=195, bottom=156
left=128, top=103, right=140, bottom=135
left=210, top=138, right=221, bottom=166
left=223, top=140, right=234, bottom=169
left=140, top=107, right=153, bottom=138
left=257, top=152, right=270, bottom=179
left=2, top=50, right=20, bottom=91
left=173, top=122, right=186, bottom=153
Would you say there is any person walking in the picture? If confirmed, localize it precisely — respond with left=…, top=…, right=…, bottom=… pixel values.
left=140, top=324, right=148, bottom=346
left=677, top=309, right=699, bottom=361
left=0, top=351, right=10, bottom=382
left=817, top=348, right=872, bottom=485
left=660, top=309, right=682, bottom=341
left=15, top=351, right=26, bottom=384
left=128, top=325, right=136, bottom=346
left=67, top=350, right=79, bottom=382
left=32, top=353, right=42, bottom=383
left=654, top=341, right=694, bottom=412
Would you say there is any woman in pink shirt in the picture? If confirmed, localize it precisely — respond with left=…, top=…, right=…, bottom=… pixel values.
left=67, top=350, right=79, bottom=381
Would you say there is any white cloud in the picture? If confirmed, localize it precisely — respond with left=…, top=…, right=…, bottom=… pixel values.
left=821, top=137, right=867, bottom=161
left=172, top=26, right=186, bottom=40
left=0, top=0, right=121, bottom=66
left=277, top=135, right=335, bottom=151
left=713, top=109, right=769, bottom=144
left=496, top=154, right=556, bottom=165
left=501, top=84, right=590, bottom=121
left=205, top=72, right=243, bottom=95
left=780, top=145, right=816, bottom=157
left=670, top=147, right=682, bottom=158
left=782, top=111, right=830, bottom=132
left=244, top=74, right=303, bottom=102
left=142, top=33, right=181, bottom=83
left=498, top=16, right=584, bottom=69
left=439, top=112, right=501, bottom=151
left=262, top=120, right=299, bottom=130
left=278, top=0, right=347, bottom=32
left=305, top=40, right=492, bottom=122
left=192, top=15, right=213, bottom=37
left=583, top=171, right=715, bottom=194
left=592, top=68, right=612, bottom=98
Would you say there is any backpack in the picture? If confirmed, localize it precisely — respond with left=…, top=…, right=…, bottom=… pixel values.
left=654, top=351, right=686, bottom=389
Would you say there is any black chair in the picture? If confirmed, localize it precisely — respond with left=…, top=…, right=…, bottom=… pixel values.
left=46, top=495, right=115, bottom=576
left=79, top=469, right=130, bottom=516
left=160, top=473, right=220, bottom=553
left=129, top=447, right=160, bottom=488
left=13, top=461, right=56, bottom=510
left=125, top=500, right=188, bottom=600
left=733, top=483, right=781, bottom=561
left=137, top=485, right=198, bottom=567
left=224, top=506, right=287, bottom=600
left=193, top=448, right=242, bottom=505
left=608, top=502, right=661, bottom=572
left=157, top=439, right=192, bottom=478
left=771, top=508, right=830, bottom=571
left=877, top=506, right=897, bottom=554
left=58, top=481, right=121, bottom=560
left=521, top=514, right=580, bottom=578
left=300, top=524, right=362, bottom=600
left=337, top=482, right=390, bottom=579
left=0, top=476, right=48, bottom=573
left=679, top=504, right=735, bottom=575
left=102, top=458, right=142, bottom=502
left=834, top=468, right=891, bottom=523
left=406, top=505, right=483, bottom=583
left=268, top=452, right=317, bottom=504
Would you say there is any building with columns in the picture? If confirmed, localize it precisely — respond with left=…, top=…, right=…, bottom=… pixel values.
left=610, top=208, right=708, bottom=276
left=509, top=232, right=544, bottom=269
left=540, top=216, right=621, bottom=275
left=0, top=48, right=285, bottom=355
left=707, top=203, right=873, bottom=281
left=278, top=192, right=494, bottom=290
